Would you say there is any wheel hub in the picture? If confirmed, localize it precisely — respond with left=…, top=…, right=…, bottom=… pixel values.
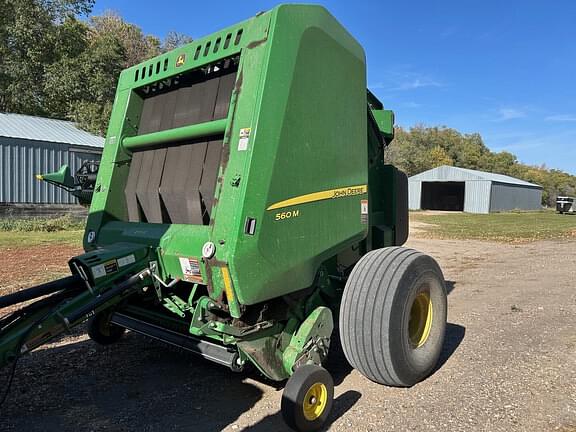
left=408, top=291, right=433, bottom=348
left=302, top=382, right=327, bottom=421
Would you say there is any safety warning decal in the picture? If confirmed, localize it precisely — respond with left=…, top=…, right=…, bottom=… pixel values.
left=91, top=259, right=119, bottom=279
left=179, top=257, right=203, bottom=283
left=361, top=199, right=368, bottom=224
left=117, top=254, right=136, bottom=268
left=238, top=128, right=251, bottom=151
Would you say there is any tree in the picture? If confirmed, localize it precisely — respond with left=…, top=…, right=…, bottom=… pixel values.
left=162, top=31, right=193, bottom=52
left=1, top=1, right=192, bottom=134
left=0, top=0, right=95, bottom=114
left=428, top=145, right=453, bottom=167
left=90, top=11, right=161, bottom=68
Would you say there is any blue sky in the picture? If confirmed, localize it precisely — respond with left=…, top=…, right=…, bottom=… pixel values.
left=92, top=1, right=576, bottom=174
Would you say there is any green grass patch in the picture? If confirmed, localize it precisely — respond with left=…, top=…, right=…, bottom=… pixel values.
left=0, top=216, right=84, bottom=232
left=0, top=230, right=83, bottom=248
left=0, top=217, right=84, bottom=247
left=410, top=210, right=576, bottom=242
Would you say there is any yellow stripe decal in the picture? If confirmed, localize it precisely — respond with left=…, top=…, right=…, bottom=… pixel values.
left=221, top=266, right=235, bottom=304
left=266, top=184, right=367, bottom=211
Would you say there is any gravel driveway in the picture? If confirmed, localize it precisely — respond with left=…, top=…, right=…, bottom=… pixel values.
left=1, top=238, right=575, bottom=431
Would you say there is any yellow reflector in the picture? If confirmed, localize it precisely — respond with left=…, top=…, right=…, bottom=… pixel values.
left=221, top=266, right=235, bottom=304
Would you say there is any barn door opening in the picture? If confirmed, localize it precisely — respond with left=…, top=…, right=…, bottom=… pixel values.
left=421, top=181, right=465, bottom=211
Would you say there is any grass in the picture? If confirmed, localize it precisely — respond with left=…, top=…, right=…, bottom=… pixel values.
left=410, top=210, right=576, bottom=242
left=0, top=216, right=84, bottom=248
left=0, top=216, right=84, bottom=232
left=0, top=230, right=83, bottom=248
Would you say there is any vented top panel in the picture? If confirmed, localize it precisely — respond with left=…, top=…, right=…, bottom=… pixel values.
left=137, top=58, right=237, bottom=135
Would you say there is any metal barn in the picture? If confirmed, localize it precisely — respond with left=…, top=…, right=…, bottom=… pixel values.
left=408, top=165, right=542, bottom=214
left=0, top=113, right=104, bottom=206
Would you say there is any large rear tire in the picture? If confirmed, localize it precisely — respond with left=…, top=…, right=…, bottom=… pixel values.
left=339, top=247, right=447, bottom=387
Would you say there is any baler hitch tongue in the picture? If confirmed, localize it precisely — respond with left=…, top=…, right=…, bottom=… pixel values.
left=0, top=275, right=81, bottom=310
left=0, top=267, right=152, bottom=370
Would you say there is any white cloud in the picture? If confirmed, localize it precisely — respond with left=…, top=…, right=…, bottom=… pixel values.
left=369, top=68, right=444, bottom=92
left=392, top=77, right=442, bottom=91
left=495, top=107, right=526, bottom=121
left=545, top=114, right=576, bottom=122
left=400, top=101, right=423, bottom=108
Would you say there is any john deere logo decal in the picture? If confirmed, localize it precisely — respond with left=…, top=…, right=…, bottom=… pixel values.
left=176, top=54, right=186, bottom=67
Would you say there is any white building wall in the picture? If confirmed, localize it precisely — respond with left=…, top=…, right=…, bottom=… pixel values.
left=408, top=181, right=421, bottom=210
left=463, top=180, right=491, bottom=214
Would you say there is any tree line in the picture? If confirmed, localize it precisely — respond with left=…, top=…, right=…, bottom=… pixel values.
left=0, top=0, right=190, bottom=135
left=385, top=125, right=576, bottom=207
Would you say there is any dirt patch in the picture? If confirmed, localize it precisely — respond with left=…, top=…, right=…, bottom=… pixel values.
left=407, top=219, right=438, bottom=234
left=0, top=244, right=81, bottom=295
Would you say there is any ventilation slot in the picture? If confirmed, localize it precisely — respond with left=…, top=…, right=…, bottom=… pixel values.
left=134, top=29, right=243, bottom=83
left=234, top=29, right=243, bottom=45
left=203, top=41, right=212, bottom=57
left=213, top=37, right=221, bottom=53
left=223, top=33, right=232, bottom=49
left=134, top=57, right=171, bottom=82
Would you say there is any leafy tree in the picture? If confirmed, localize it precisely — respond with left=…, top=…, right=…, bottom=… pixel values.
left=1, top=1, right=192, bottom=134
left=428, top=145, right=453, bottom=167
left=0, top=0, right=95, bottom=114
left=162, top=31, right=194, bottom=52
left=90, top=11, right=161, bottom=68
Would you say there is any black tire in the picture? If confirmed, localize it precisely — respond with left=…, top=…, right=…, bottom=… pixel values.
left=339, top=247, right=447, bottom=387
left=281, top=364, right=334, bottom=432
left=87, top=311, right=126, bottom=345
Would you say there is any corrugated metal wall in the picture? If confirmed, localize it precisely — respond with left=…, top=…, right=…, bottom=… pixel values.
left=408, top=181, right=421, bottom=210
left=463, top=180, right=491, bottom=214
left=409, top=180, right=492, bottom=213
left=0, top=137, right=102, bottom=204
left=490, top=182, right=542, bottom=212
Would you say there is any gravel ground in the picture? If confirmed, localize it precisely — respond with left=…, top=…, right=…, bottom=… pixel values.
left=1, top=237, right=575, bottom=431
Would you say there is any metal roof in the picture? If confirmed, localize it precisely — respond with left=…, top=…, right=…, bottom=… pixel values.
left=409, top=165, right=541, bottom=188
left=0, top=113, right=104, bottom=148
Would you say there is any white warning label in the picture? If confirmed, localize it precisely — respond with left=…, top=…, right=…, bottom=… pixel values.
left=238, top=127, right=251, bottom=151
left=361, top=199, right=368, bottom=224
left=179, top=257, right=203, bottom=283
left=117, top=254, right=136, bottom=267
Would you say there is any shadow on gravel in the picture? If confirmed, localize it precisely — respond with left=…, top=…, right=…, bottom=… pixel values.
left=1, top=329, right=361, bottom=432
left=324, top=330, right=353, bottom=386
left=1, top=321, right=464, bottom=432
left=1, top=332, right=268, bottom=432
left=445, top=280, right=456, bottom=294
left=241, top=390, right=361, bottom=432
left=434, top=322, right=466, bottom=373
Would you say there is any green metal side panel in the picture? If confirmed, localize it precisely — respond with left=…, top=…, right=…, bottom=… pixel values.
left=216, top=5, right=368, bottom=305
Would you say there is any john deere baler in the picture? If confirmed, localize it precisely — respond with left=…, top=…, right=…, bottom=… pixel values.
left=0, top=5, right=447, bottom=431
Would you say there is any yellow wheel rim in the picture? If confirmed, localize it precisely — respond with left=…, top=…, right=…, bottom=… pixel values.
left=302, top=382, right=328, bottom=421
left=408, top=291, right=433, bottom=348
